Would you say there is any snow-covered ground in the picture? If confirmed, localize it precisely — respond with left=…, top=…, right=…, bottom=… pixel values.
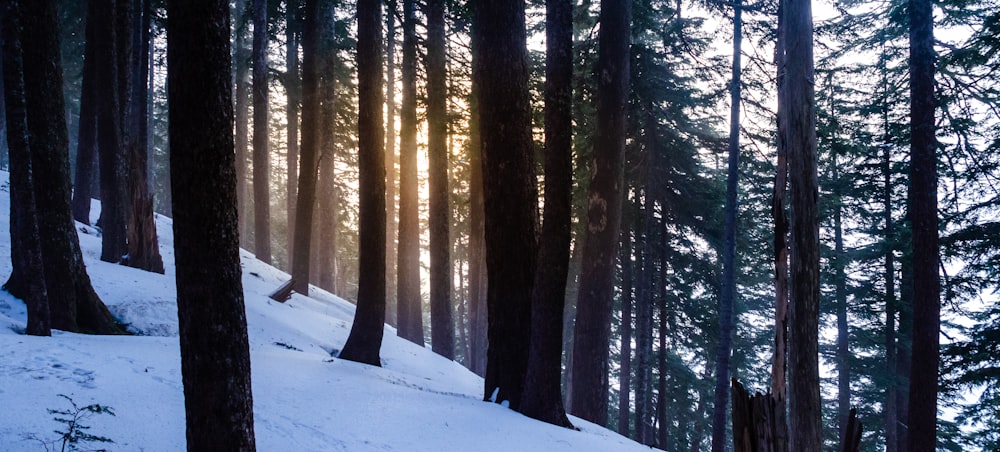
left=0, top=173, right=646, bottom=452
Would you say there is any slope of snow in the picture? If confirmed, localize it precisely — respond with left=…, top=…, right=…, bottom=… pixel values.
left=0, top=173, right=646, bottom=452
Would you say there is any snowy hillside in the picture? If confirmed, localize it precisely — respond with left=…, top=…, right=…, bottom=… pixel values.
left=0, top=173, right=646, bottom=452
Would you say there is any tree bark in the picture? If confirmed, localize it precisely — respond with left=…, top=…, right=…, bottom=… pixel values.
left=519, top=0, right=573, bottom=428
left=711, top=3, right=741, bottom=449
left=882, top=108, right=899, bottom=452
left=251, top=0, right=271, bottom=264
left=426, top=0, right=454, bottom=360
left=473, top=0, right=538, bottom=410
left=165, top=0, right=256, bottom=447
left=568, top=0, right=630, bottom=425
left=770, top=2, right=790, bottom=449
left=635, top=188, right=654, bottom=444
left=784, top=0, right=822, bottom=446
left=834, top=157, right=850, bottom=440
left=340, top=0, right=387, bottom=367
left=21, top=0, right=120, bottom=334
left=395, top=0, right=423, bottom=345
left=906, top=0, right=939, bottom=445
left=1, top=0, right=51, bottom=336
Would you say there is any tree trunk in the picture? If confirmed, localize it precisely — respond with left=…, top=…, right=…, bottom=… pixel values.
left=426, top=0, right=454, bottom=360
left=165, top=0, right=256, bottom=447
left=313, top=9, right=337, bottom=293
left=896, top=252, right=912, bottom=451
left=1, top=1, right=51, bottom=336
left=568, top=0, right=630, bottom=426
left=834, top=158, right=850, bottom=440
left=286, top=0, right=299, bottom=268
left=906, top=0, right=939, bottom=445
left=473, top=0, right=537, bottom=410
left=784, top=0, right=821, bottom=446
left=125, top=0, right=164, bottom=274
left=251, top=0, right=271, bottom=264
left=882, top=109, right=898, bottom=452
left=396, top=0, right=423, bottom=345
left=95, top=0, right=127, bottom=265
left=384, top=0, right=398, bottom=327
left=711, top=3, right=741, bottom=449
left=466, top=84, right=487, bottom=376
left=234, top=0, right=251, bottom=249
left=340, top=0, right=387, bottom=367
left=519, top=0, right=573, bottom=428
left=290, top=0, right=330, bottom=295
left=770, top=1, right=790, bottom=449
left=71, top=6, right=98, bottom=226
left=618, top=203, right=635, bottom=436
left=22, top=0, right=120, bottom=334
left=635, top=189, right=654, bottom=444
left=656, top=222, right=669, bottom=449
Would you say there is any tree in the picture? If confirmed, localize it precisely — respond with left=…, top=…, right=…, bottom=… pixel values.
left=252, top=0, right=271, bottom=264
left=2, top=0, right=51, bottom=336
left=384, top=0, right=398, bottom=327
left=20, top=0, right=120, bottom=334
left=94, top=0, right=127, bottom=265
left=426, top=0, right=454, bottom=360
left=617, top=206, right=635, bottom=435
left=472, top=0, right=537, bottom=409
left=905, top=0, right=939, bottom=446
left=466, top=76, right=487, bottom=376
left=568, top=0, right=631, bottom=425
left=165, top=0, right=256, bottom=447
left=519, top=0, right=573, bottom=428
left=710, top=1, right=742, bottom=449
left=234, top=0, right=251, bottom=248
left=71, top=4, right=98, bottom=226
left=286, top=0, right=300, bottom=266
left=290, top=0, right=330, bottom=295
left=340, top=0, right=387, bottom=367
left=784, top=0, right=821, bottom=447
left=396, top=0, right=423, bottom=345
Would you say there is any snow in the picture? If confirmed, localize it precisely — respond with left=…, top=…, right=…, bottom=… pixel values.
left=0, top=173, right=646, bottom=452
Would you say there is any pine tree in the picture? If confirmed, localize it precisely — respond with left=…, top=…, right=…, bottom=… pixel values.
left=251, top=0, right=271, bottom=264
left=165, top=0, right=256, bottom=447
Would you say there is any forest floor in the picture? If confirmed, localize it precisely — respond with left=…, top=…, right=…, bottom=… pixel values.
left=0, top=171, right=646, bottom=452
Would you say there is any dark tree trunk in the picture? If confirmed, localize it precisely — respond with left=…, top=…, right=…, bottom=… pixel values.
left=71, top=6, right=98, bottom=226
left=426, top=0, right=454, bottom=360
left=784, top=0, right=821, bottom=446
left=896, top=252, right=912, bottom=451
left=251, top=0, right=271, bottom=264
left=22, top=0, right=120, bottom=334
left=473, top=0, right=537, bottom=410
left=656, top=223, right=669, bottom=448
left=834, top=159, right=851, bottom=439
left=770, top=2, right=790, bottom=449
left=635, top=188, right=654, bottom=445
left=882, top=112, right=899, bottom=452
left=286, top=0, right=300, bottom=268
left=569, top=0, right=630, bottom=425
left=519, top=0, right=573, bottom=428
left=165, top=0, right=256, bottom=447
left=906, top=0, right=939, bottom=445
left=384, top=0, right=398, bottom=327
left=340, top=0, right=387, bottom=367
left=396, top=0, right=423, bottom=345
left=2, top=0, right=51, bottom=336
left=617, top=204, right=635, bottom=436
left=234, top=0, right=250, bottom=249
left=290, top=0, right=330, bottom=295
left=125, top=0, right=164, bottom=274
left=467, top=85, right=487, bottom=376
left=95, top=0, right=127, bottom=265
left=710, top=3, right=741, bottom=450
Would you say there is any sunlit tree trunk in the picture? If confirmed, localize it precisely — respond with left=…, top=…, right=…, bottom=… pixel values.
left=251, top=0, right=271, bottom=264
left=384, top=0, right=398, bottom=326
left=286, top=0, right=300, bottom=268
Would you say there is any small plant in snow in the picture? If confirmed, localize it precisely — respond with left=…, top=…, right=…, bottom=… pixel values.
left=27, top=394, right=116, bottom=452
